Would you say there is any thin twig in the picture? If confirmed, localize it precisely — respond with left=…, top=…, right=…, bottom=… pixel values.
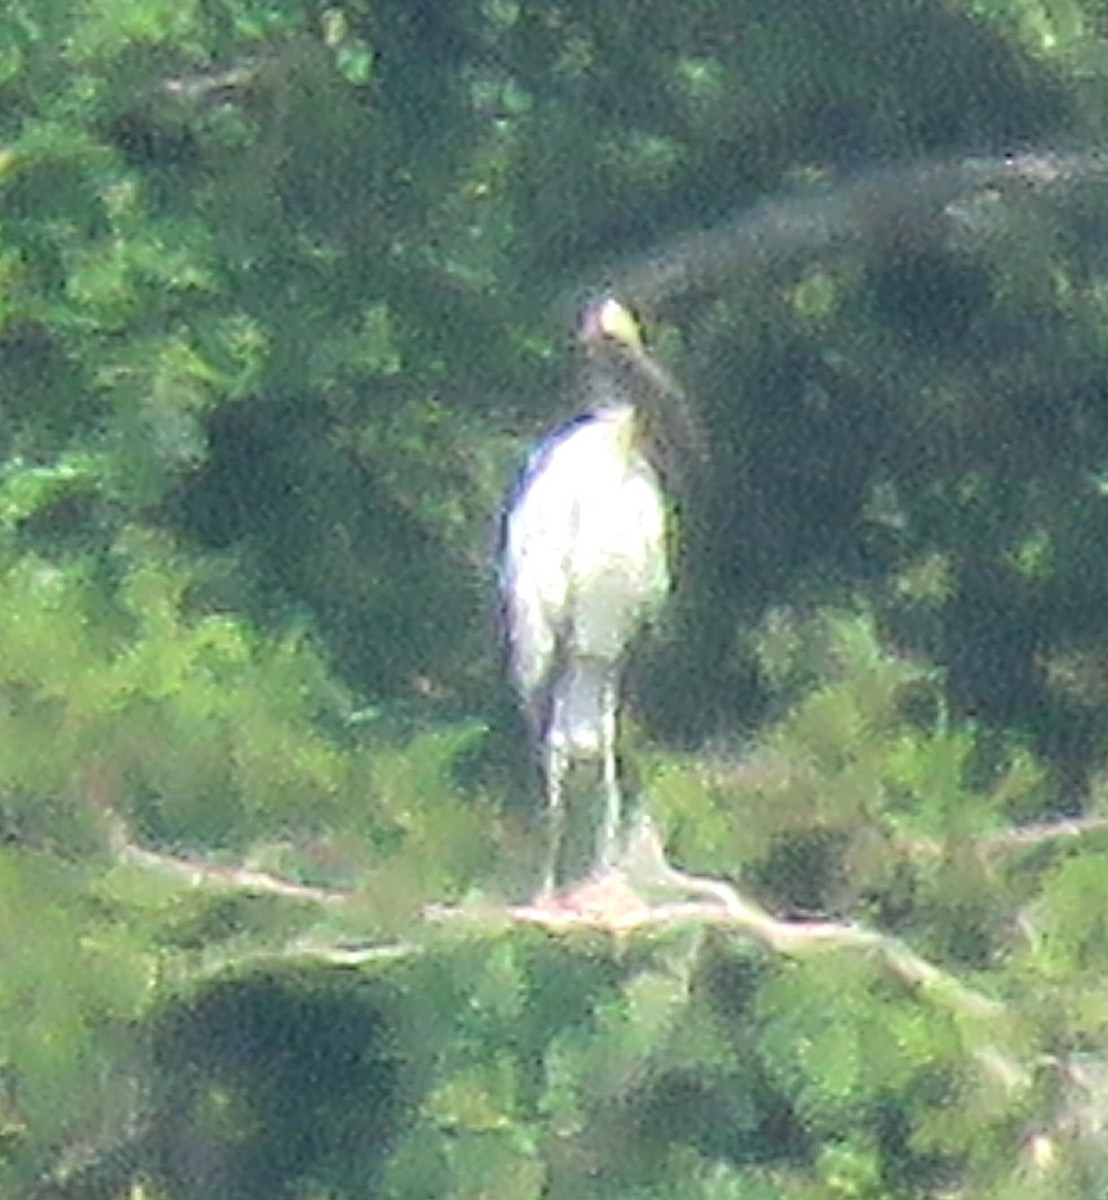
left=890, top=812, right=1108, bottom=864
left=978, top=813, right=1108, bottom=858
left=108, top=819, right=354, bottom=906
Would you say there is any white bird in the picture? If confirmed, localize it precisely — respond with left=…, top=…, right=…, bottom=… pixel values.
left=499, top=297, right=685, bottom=894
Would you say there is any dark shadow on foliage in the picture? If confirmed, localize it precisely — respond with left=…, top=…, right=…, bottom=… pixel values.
left=513, top=0, right=1070, bottom=300
left=171, top=396, right=483, bottom=702
left=143, top=969, right=413, bottom=1200
left=30, top=969, right=416, bottom=1200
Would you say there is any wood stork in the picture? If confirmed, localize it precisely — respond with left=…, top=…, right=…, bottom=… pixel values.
left=499, top=297, right=687, bottom=895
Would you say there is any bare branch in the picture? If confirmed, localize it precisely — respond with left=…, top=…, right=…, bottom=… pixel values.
left=608, top=151, right=1108, bottom=310
left=501, top=865, right=1006, bottom=1024
left=104, top=812, right=1009, bottom=1032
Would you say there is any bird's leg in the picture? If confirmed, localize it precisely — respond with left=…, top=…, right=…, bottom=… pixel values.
left=541, top=736, right=567, bottom=896
left=597, top=676, right=622, bottom=874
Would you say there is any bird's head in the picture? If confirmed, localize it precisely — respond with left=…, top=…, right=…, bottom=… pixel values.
left=578, top=296, right=645, bottom=355
left=576, top=295, right=708, bottom=476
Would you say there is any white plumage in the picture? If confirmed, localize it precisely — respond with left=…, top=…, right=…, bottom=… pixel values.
left=504, top=404, right=669, bottom=747
left=500, top=298, right=675, bottom=893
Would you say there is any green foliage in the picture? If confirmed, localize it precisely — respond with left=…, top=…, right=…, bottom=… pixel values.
left=0, top=847, right=151, bottom=1191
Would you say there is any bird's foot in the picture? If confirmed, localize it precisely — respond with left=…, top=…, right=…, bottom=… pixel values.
left=514, top=868, right=654, bottom=929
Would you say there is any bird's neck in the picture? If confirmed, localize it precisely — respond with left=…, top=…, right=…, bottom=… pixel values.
left=579, top=359, right=646, bottom=412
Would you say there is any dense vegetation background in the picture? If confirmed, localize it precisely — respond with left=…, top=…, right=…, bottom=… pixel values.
left=6, top=0, right=1108, bottom=1196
